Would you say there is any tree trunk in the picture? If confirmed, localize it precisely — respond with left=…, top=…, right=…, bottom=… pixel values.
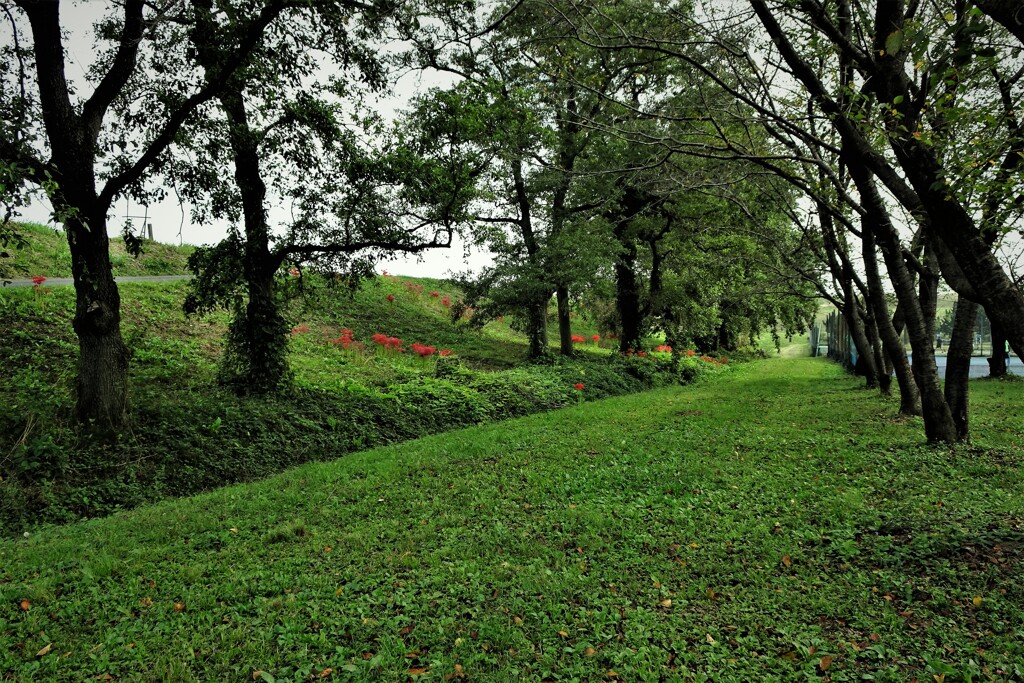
left=990, top=322, right=1008, bottom=378
left=526, top=300, right=549, bottom=358
left=848, top=161, right=956, bottom=442
left=863, top=226, right=921, bottom=415
left=614, top=242, right=643, bottom=353
left=68, top=212, right=130, bottom=430
left=864, top=309, right=891, bottom=395
left=209, top=73, right=290, bottom=390
left=944, top=297, right=976, bottom=441
left=844, top=297, right=878, bottom=387
left=556, top=284, right=573, bottom=355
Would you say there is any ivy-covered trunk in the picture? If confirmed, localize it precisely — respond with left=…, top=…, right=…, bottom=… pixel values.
left=614, top=243, right=643, bottom=353
left=215, top=81, right=290, bottom=391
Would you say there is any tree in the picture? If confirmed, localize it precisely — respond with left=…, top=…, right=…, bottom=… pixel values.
left=172, top=1, right=476, bottom=391
left=0, top=0, right=336, bottom=429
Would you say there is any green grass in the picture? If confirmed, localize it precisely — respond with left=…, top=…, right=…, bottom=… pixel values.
left=1, top=274, right=718, bottom=531
left=1, top=356, right=1021, bottom=681
left=0, top=221, right=194, bottom=279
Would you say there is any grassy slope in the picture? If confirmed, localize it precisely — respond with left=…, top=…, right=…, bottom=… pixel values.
left=3, top=271, right=693, bottom=530
left=0, top=222, right=193, bottom=279
left=1, top=357, right=1021, bottom=682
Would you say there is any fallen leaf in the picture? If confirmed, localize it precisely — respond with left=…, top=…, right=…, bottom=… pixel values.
left=19, top=600, right=30, bottom=611
left=174, top=602, right=185, bottom=612
left=319, top=668, right=333, bottom=678
left=607, top=672, right=619, bottom=679
left=584, top=647, right=597, bottom=657
left=323, top=546, right=332, bottom=553
left=782, top=555, right=792, bottom=568
left=934, top=675, right=945, bottom=683
left=229, top=528, right=238, bottom=534
left=781, top=651, right=798, bottom=661
left=659, top=599, right=673, bottom=608
left=706, top=634, right=717, bottom=645
left=361, top=652, right=374, bottom=660
left=558, top=630, right=569, bottom=638
left=36, top=643, right=53, bottom=657
left=399, top=624, right=415, bottom=636
left=972, top=596, right=983, bottom=607
left=140, top=597, right=153, bottom=607
left=869, top=633, right=880, bottom=642
left=689, top=543, right=700, bottom=549
left=409, top=667, right=428, bottom=675
left=404, top=651, right=420, bottom=658
left=819, top=655, right=832, bottom=671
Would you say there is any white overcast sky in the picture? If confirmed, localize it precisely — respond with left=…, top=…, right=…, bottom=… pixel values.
left=17, top=1, right=492, bottom=279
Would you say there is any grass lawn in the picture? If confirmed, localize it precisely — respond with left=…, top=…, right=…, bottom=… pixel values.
left=2, top=356, right=1022, bottom=682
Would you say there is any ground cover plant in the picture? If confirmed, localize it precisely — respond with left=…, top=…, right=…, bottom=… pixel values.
left=1, top=356, right=1021, bottom=681
left=0, top=271, right=724, bottom=532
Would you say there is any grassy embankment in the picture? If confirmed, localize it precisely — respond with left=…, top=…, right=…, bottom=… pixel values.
left=1, top=226, right=724, bottom=531
left=1, top=356, right=1021, bottom=681
left=0, top=221, right=194, bottom=279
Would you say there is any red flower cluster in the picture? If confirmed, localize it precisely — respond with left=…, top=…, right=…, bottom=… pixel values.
left=430, top=291, right=440, bottom=298
left=570, top=334, right=586, bottom=343
left=573, top=383, right=585, bottom=391
left=31, top=275, right=47, bottom=287
left=386, top=294, right=395, bottom=303
left=439, top=349, right=454, bottom=357
left=291, top=324, right=310, bottom=335
left=329, top=328, right=355, bottom=349
left=372, top=333, right=404, bottom=351
left=411, top=342, right=436, bottom=358
left=591, top=335, right=600, bottom=343
left=654, top=344, right=672, bottom=353
left=405, top=281, right=424, bottom=296
left=288, top=267, right=300, bottom=277
left=441, top=295, right=451, bottom=308
left=685, top=349, right=696, bottom=357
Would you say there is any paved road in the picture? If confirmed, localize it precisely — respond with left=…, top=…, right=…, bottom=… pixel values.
left=1, top=274, right=191, bottom=288
left=924, top=355, right=1022, bottom=379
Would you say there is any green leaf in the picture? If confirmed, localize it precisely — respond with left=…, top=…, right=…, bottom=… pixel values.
left=885, top=30, right=903, bottom=55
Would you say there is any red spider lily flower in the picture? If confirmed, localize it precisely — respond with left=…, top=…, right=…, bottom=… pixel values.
left=685, top=349, right=696, bottom=357
left=411, top=342, right=436, bottom=358
left=288, top=267, right=299, bottom=276
left=386, top=294, right=395, bottom=303
left=654, top=344, right=672, bottom=353
left=573, top=383, right=585, bottom=391
left=439, top=349, right=453, bottom=357
left=441, top=295, right=451, bottom=308
left=291, top=324, right=310, bottom=335
left=31, top=275, right=47, bottom=287
left=381, top=270, right=389, bottom=276
left=430, top=291, right=440, bottom=297
left=571, top=335, right=585, bottom=343
left=638, top=351, right=648, bottom=357
left=371, top=333, right=388, bottom=346
left=385, top=336, right=403, bottom=350
left=592, top=335, right=600, bottom=343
